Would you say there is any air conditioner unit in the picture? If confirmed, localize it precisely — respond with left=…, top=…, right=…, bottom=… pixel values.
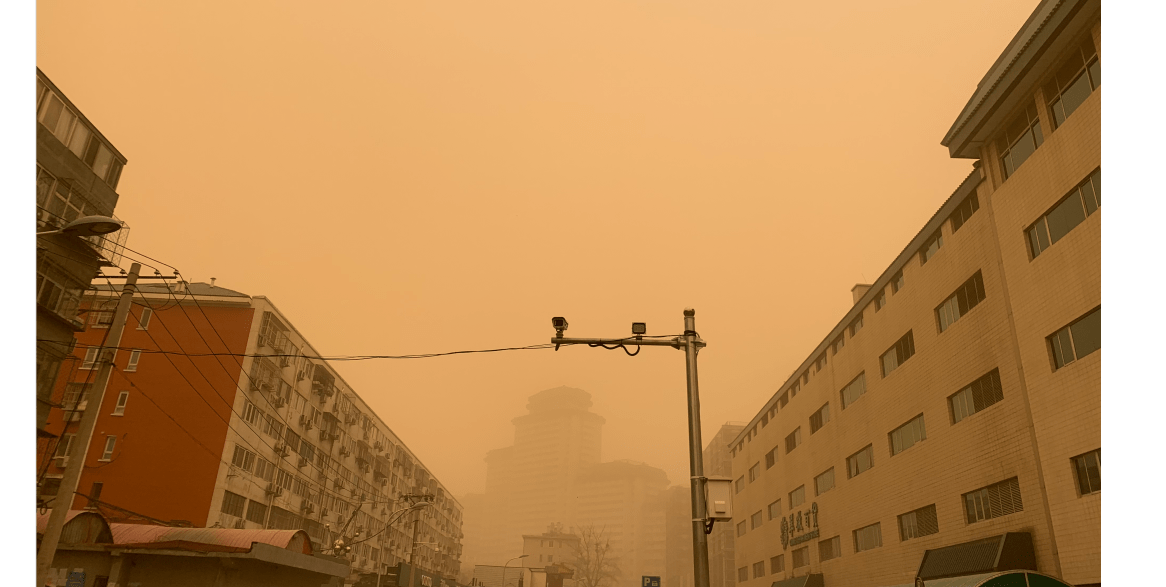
left=339, top=446, right=350, bottom=457
left=362, top=430, right=370, bottom=441
left=373, top=441, right=383, bottom=452
left=234, top=519, right=246, bottom=529
left=318, top=469, right=328, bottom=481
left=272, top=396, right=286, bottom=408
left=302, top=501, right=315, bottom=515
left=334, top=479, right=344, bottom=490
left=275, top=444, right=290, bottom=458
left=380, top=478, right=387, bottom=487
left=265, top=482, right=281, bottom=496
left=280, top=355, right=291, bottom=368
left=322, top=507, right=329, bottom=517
left=297, top=456, right=308, bottom=469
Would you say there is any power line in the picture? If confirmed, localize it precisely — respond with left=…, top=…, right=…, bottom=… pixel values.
left=38, top=338, right=561, bottom=360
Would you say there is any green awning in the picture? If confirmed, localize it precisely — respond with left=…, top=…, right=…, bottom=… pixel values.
left=770, top=574, right=823, bottom=587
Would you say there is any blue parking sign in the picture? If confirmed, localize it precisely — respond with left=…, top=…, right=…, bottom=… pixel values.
left=642, top=577, right=661, bottom=587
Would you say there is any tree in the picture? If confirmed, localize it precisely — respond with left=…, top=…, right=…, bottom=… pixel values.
left=570, top=525, right=621, bottom=587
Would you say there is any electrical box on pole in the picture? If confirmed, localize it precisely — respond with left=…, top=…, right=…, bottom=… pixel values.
left=704, top=477, right=734, bottom=520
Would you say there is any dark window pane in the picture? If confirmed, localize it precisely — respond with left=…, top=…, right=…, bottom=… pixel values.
left=1054, top=51, right=1086, bottom=93
left=1046, top=192, right=1088, bottom=245
left=1090, top=168, right=1101, bottom=204
left=1009, top=129, right=1038, bottom=170
left=1051, top=99, right=1066, bottom=127
left=1088, top=58, right=1101, bottom=89
left=1079, top=183, right=1097, bottom=215
left=1059, top=70, right=1094, bottom=121
left=1069, top=308, right=1101, bottom=359
left=1032, top=121, right=1043, bottom=147
left=1052, top=328, right=1074, bottom=368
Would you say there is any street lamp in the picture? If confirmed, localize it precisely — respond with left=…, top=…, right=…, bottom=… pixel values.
left=503, top=555, right=529, bottom=587
left=36, top=215, right=123, bottom=237
left=548, top=309, right=712, bottom=587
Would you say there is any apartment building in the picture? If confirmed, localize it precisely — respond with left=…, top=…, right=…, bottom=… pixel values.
left=37, top=282, right=465, bottom=580
left=35, top=68, right=129, bottom=437
left=729, top=1, right=1100, bottom=586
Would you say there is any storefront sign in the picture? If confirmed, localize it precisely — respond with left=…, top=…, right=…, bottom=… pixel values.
left=780, top=502, right=819, bottom=550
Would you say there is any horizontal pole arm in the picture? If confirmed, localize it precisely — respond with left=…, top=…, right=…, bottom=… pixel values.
left=551, top=336, right=682, bottom=348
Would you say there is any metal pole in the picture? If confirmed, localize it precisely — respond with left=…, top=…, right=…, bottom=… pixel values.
left=683, top=308, right=711, bottom=587
left=36, top=262, right=141, bottom=587
left=410, top=507, right=422, bottom=568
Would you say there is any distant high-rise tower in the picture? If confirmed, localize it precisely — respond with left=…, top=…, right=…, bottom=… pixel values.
left=467, top=386, right=606, bottom=567
left=573, top=460, right=669, bottom=587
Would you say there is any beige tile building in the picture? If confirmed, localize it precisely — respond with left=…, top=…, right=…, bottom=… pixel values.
left=728, top=1, right=1100, bottom=586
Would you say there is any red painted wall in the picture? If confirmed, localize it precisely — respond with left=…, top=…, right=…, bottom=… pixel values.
left=37, top=298, right=255, bottom=526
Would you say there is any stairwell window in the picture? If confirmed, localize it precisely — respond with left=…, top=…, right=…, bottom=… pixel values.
left=735, top=476, right=745, bottom=494
left=898, top=504, right=939, bottom=541
left=881, top=332, right=915, bottom=377
left=765, top=446, right=779, bottom=469
left=749, top=462, right=761, bottom=483
left=785, top=428, right=802, bottom=454
left=125, top=349, right=141, bottom=372
left=936, top=271, right=987, bottom=333
left=100, top=435, right=117, bottom=461
left=1045, top=37, right=1100, bottom=129
left=853, top=523, right=882, bottom=553
left=738, top=567, right=748, bottom=582
left=998, top=104, right=1044, bottom=180
left=1028, top=169, right=1101, bottom=259
left=737, top=521, right=747, bottom=537
left=810, top=403, right=831, bottom=433
left=112, top=391, right=129, bottom=416
left=964, top=477, right=1023, bottom=523
left=1049, top=307, right=1101, bottom=370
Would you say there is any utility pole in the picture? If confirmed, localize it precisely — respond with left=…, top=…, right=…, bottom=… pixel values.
left=548, top=309, right=710, bottom=587
left=37, top=262, right=141, bottom=587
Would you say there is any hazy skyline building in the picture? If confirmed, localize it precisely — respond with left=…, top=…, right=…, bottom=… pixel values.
left=729, top=1, right=1100, bottom=586
left=573, top=460, right=668, bottom=587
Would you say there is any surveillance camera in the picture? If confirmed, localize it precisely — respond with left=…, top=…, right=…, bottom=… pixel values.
left=632, top=322, right=646, bottom=335
left=551, top=317, right=568, bottom=332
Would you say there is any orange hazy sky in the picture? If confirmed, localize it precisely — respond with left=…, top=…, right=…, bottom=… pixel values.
left=37, top=0, right=1042, bottom=497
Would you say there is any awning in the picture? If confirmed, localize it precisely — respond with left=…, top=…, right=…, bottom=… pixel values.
left=770, top=573, right=823, bottom=587
left=917, top=532, right=1035, bottom=580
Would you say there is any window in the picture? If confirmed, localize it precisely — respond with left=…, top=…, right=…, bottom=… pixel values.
left=736, top=521, right=747, bottom=537
left=735, top=476, right=744, bottom=494
left=792, top=546, right=809, bottom=569
left=1072, top=449, right=1101, bottom=495
left=890, top=414, right=926, bottom=456
left=751, top=510, right=763, bottom=530
left=874, top=288, right=887, bottom=311
left=112, top=391, right=129, bottom=416
left=839, top=373, right=867, bottom=409
left=125, top=349, right=142, bottom=372
left=88, top=307, right=115, bottom=328
left=891, top=271, right=904, bottom=294
left=849, top=312, right=864, bottom=337
left=965, top=477, right=1023, bottom=523
left=749, top=463, right=761, bottom=483
left=847, top=445, right=874, bottom=479
left=936, top=271, right=987, bottom=332
left=785, top=428, right=802, bottom=454
left=761, top=413, right=769, bottom=428
left=880, top=331, right=915, bottom=377
left=768, top=499, right=782, bottom=520
left=242, top=399, right=263, bottom=426
left=898, top=504, right=939, bottom=541
left=1049, top=307, right=1101, bottom=370
left=100, top=435, right=117, bottom=461
left=54, top=433, right=76, bottom=459
left=770, top=555, right=784, bottom=574
left=137, top=307, right=152, bottom=330
left=276, top=468, right=293, bottom=491
left=63, top=383, right=91, bottom=410
left=1044, top=36, right=1100, bottom=129
left=752, top=561, right=766, bottom=579
left=254, top=457, right=274, bottom=482
left=919, top=229, right=944, bottom=265
left=791, top=380, right=800, bottom=397
left=81, top=347, right=99, bottom=370
left=737, top=567, right=748, bottom=582
left=831, top=334, right=845, bottom=355
left=949, top=193, right=981, bottom=234
left=789, top=486, right=806, bottom=509
left=949, top=369, right=1004, bottom=424
left=1028, top=169, right=1101, bottom=259
left=998, top=104, right=1044, bottom=180
left=221, top=490, right=247, bottom=517
left=853, top=523, right=882, bottom=553
left=232, top=444, right=257, bottom=473
left=813, top=353, right=826, bottom=373
left=818, top=536, right=841, bottom=561
left=810, top=403, right=831, bottom=433
left=815, top=468, right=835, bottom=496
left=778, top=391, right=789, bottom=408
left=36, top=271, right=81, bottom=321
left=765, top=446, right=779, bottom=469
left=262, top=412, right=284, bottom=439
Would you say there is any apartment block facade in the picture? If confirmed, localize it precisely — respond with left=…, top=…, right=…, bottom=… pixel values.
left=729, top=1, right=1100, bottom=586
left=37, top=282, right=465, bottom=580
left=35, top=68, right=129, bottom=437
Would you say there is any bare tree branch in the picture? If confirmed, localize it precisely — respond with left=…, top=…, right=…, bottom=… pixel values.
left=569, top=524, right=622, bottom=587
